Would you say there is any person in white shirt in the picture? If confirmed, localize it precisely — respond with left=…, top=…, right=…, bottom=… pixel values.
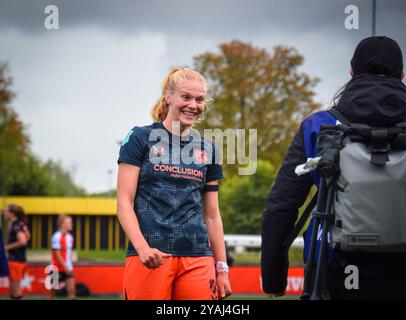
left=49, top=215, right=76, bottom=300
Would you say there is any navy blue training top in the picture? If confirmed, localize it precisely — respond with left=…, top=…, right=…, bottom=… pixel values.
left=117, top=122, right=223, bottom=257
left=8, top=219, right=29, bottom=262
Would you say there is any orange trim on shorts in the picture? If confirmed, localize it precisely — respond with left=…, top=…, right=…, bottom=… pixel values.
left=123, top=256, right=218, bottom=300
left=8, top=261, right=27, bottom=281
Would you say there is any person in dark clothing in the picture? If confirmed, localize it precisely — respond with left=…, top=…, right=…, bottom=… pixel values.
left=261, top=36, right=406, bottom=300
left=0, top=229, right=9, bottom=278
left=3, top=204, right=30, bottom=300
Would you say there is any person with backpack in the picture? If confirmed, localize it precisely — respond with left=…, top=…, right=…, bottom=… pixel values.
left=261, top=36, right=406, bottom=300
left=2, top=204, right=31, bottom=300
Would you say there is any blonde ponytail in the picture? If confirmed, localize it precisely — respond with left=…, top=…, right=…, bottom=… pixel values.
left=151, top=67, right=208, bottom=122
left=151, top=96, right=169, bottom=122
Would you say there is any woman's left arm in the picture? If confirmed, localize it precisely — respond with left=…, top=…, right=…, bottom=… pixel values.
left=202, top=180, right=232, bottom=299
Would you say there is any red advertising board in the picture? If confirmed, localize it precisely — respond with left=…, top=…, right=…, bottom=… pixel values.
left=0, top=265, right=304, bottom=297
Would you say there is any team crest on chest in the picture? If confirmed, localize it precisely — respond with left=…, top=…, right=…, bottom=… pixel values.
left=152, top=145, right=166, bottom=157
left=194, top=149, right=208, bottom=164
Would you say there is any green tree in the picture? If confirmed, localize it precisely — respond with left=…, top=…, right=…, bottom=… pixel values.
left=194, top=40, right=320, bottom=171
left=0, top=63, right=30, bottom=195
left=7, top=154, right=50, bottom=195
left=220, top=160, right=276, bottom=234
left=42, top=160, right=86, bottom=196
left=0, top=63, right=86, bottom=196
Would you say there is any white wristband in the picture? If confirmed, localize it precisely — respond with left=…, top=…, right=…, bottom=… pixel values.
left=216, top=261, right=229, bottom=273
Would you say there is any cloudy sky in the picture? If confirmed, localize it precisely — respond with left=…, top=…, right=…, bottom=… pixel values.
left=0, top=0, right=405, bottom=193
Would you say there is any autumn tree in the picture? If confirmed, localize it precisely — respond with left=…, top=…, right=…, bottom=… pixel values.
left=194, top=40, right=320, bottom=170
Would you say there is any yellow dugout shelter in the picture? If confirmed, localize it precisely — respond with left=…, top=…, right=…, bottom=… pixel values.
left=1, top=197, right=127, bottom=251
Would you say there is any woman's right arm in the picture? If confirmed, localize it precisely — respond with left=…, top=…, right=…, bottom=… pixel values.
left=117, top=163, right=171, bottom=269
left=4, top=231, right=28, bottom=251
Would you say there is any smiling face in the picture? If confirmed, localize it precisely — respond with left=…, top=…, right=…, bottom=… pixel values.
left=164, top=79, right=206, bottom=128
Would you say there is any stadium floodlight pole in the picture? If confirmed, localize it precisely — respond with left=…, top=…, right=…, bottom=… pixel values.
left=372, top=0, right=377, bottom=36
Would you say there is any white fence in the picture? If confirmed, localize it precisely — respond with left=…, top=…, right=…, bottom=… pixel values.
left=224, top=234, right=304, bottom=253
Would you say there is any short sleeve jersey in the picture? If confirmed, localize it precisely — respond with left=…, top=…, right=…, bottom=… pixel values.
left=51, top=231, right=74, bottom=272
left=117, top=122, right=223, bottom=256
left=7, top=220, right=29, bottom=262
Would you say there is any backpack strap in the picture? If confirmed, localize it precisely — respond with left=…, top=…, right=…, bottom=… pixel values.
left=283, top=191, right=318, bottom=250
left=330, top=108, right=391, bottom=166
left=329, top=107, right=351, bottom=125
left=370, top=129, right=390, bottom=166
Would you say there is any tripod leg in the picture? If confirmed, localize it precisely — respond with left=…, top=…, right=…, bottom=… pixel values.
left=321, top=238, right=332, bottom=300
left=302, top=179, right=327, bottom=299
left=302, top=216, right=320, bottom=299
left=310, top=179, right=335, bottom=300
left=310, top=218, right=328, bottom=300
left=321, top=184, right=335, bottom=300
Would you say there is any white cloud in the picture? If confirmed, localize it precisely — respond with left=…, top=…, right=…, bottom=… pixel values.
left=0, top=27, right=368, bottom=192
left=0, top=1, right=405, bottom=193
left=0, top=28, right=171, bottom=192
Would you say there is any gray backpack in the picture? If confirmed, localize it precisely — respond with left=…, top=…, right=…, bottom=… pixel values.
left=286, top=108, right=406, bottom=300
left=323, top=109, right=406, bottom=253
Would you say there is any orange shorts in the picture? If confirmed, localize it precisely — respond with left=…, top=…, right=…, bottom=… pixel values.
left=123, top=256, right=218, bottom=300
left=8, top=261, right=27, bottom=281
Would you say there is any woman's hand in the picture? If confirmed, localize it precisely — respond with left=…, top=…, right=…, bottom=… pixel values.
left=138, top=246, right=172, bottom=269
left=216, top=272, right=232, bottom=299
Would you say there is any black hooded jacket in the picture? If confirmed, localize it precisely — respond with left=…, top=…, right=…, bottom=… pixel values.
left=261, top=74, right=406, bottom=295
left=337, top=74, right=406, bottom=126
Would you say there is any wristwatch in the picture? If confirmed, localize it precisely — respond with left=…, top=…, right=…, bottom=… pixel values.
left=216, top=261, right=229, bottom=273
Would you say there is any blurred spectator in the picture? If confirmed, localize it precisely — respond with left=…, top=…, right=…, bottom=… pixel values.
left=3, top=204, right=30, bottom=300
left=0, top=229, right=9, bottom=278
left=49, top=215, right=76, bottom=300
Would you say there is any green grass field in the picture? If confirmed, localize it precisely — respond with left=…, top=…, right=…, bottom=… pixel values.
left=74, top=247, right=304, bottom=266
left=27, top=247, right=305, bottom=266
